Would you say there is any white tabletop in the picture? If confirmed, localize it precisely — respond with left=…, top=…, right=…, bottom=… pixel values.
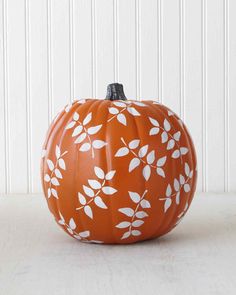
left=0, top=193, right=235, bottom=295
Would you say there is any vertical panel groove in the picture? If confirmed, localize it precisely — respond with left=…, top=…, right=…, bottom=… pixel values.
left=113, top=0, right=118, bottom=82
left=2, top=0, right=10, bottom=193
left=47, top=0, right=53, bottom=123
left=69, top=0, right=75, bottom=101
left=25, top=0, right=32, bottom=193
left=202, top=0, right=207, bottom=192
left=158, top=0, right=162, bottom=103
left=91, top=0, right=96, bottom=97
left=135, top=0, right=141, bottom=100
left=180, top=0, right=185, bottom=121
left=224, top=0, right=229, bottom=192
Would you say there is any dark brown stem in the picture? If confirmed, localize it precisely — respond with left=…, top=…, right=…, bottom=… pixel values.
left=105, top=83, right=127, bottom=101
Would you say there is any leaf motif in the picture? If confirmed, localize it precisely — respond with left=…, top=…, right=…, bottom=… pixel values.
left=51, top=177, right=59, bottom=186
left=121, top=231, right=131, bottom=240
left=167, top=139, right=175, bottom=150
left=174, top=178, right=180, bottom=191
left=149, top=117, right=159, bottom=127
left=179, top=174, right=185, bottom=185
left=147, top=150, right=155, bottom=164
left=113, top=101, right=126, bottom=108
left=69, top=218, right=76, bottom=230
left=131, top=230, right=141, bottom=236
left=185, top=163, right=190, bottom=177
left=56, top=145, right=61, bottom=159
left=84, top=205, right=93, bottom=219
left=83, top=185, right=94, bottom=197
left=55, top=168, right=62, bottom=179
left=78, top=192, right=86, bottom=205
left=74, top=132, right=87, bottom=143
left=184, top=183, right=190, bottom=192
left=47, top=159, right=54, bottom=171
left=88, top=179, right=101, bottom=189
left=166, top=184, right=172, bottom=197
left=87, top=125, right=102, bottom=135
left=164, top=119, right=171, bottom=131
left=132, top=220, right=144, bottom=227
left=66, top=121, right=76, bottom=129
left=92, top=140, right=107, bottom=149
left=79, top=143, right=91, bottom=151
left=94, top=166, right=105, bottom=179
left=79, top=231, right=90, bottom=238
left=143, top=165, right=151, bottom=181
left=129, top=191, right=141, bottom=203
left=176, top=192, right=180, bottom=204
left=135, top=211, right=148, bottom=218
left=115, top=147, right=129, bottom=157
left=47, top=188, right=51, bottom=198
left=118, top=208, right=134, bottom=217
left=44, top=174, right=50, bottom=182
left=180, top=147, right=188, bottom=155
left=83, top=113, right=92, bottom=125
left=149, top=127, right=160, bottom=135
left=116, top=221, right=131, bottom=228
left=129, top=139, right=140, bottom=149
left=138, top=145, right=149, bottom=158
left=94, top=196, right=107, bottom=209
left=164, top=198, right=172, bottom=212
left=189, top=170, right=193, bottom=178
left=140, top=199, right=151, bottom=209
left=59, top=158, right=66, bottom=170
left=173, top=131, right=181, bottom=141
left=172, top=150, right=180, bottom=159
left=51, top=188, right=58, bottom=198
left=117, top=113, right=127, bottom=126
left=109, top=107, right=119, bottom=114
left=127, top=107, right=140, bottom=116
left=105, top=170, right=116, bottom=180
left=132, top=101, right=146, bottom=107
left=157, top=156, right=167, bottom=167
left=129, top=158, right=140, bottom=172
left=72, top=125, right=83, bottom=137
left=161, top=131, right=168, bottom=143
left=156, top=168, right=165, bottom=178
left=102, top=186, right=117, bottom=195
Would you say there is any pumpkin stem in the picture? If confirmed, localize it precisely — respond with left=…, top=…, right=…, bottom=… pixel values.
left=105, top=83, right=127, bottom=101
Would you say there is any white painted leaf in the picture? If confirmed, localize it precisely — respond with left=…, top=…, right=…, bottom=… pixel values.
left=131, top=230, right=141, bottom=236
left=69, top=218, right=76, bottom=230
left=180, top=147, right=188, bottom=155
left=79, top=231, right=90, bottom=238
left=149, top=127, right=160, bottom=136
left=157, top=156, right=167, bottom=167
left=58, top=219, right=65, bottom=225
left=73, top=112, right=79, bottom=121
left=189, top=170, right=193, bottom=178
left=128, top=139, right=140, bottom=149
left=67, top=227, right=73, bottom=235
left=74, top=132, right=86, bottom=143
left=172, top=150, right=180, bottom=158
left=47, top=159, right=54, bottom=171
left=149, top=117, right=159, bottom=127
left=94, top=166, right=105, bottom=179
left=184, top=183, right=190, bottom=192
left=179, top=174, right=185, bottom=185
left=59, top=158, right=66, bottom=170
left=83, top=112, right=92, bottom=125
left=116, top=221, right=131, bottom=228
left=87, top=124, right=102, bottom=135
left=79, top=143, right=91, bottom=152
left=138, top=145, right=149, bottom=158
left=121, top=231, right=131, bottom=240
left=92, top=140, right=107, bottom=149
left=174, top=178, right=180, bottom=191
left=115, top=147, right=129, bottom=157
left=129, top=191, right=141, bottom=203
left=72, top=125, right=83, bottom=137
left=164, top=119, right=171, bottom=131
left=167, top=139, right=175, bottom=150
left=66, top=121, right=76, bottom=129
left=78, top=192, right=86, bottom=205
left=105, top=170, right=116, bottom=180
left=166, top=184, right=172, bottom=197
left=156, top=168, right=165, bottom=178
left=94, top=196, right=107, bottom=209
left=51, top=188, right=58, bottom=198
left=173, top=131, right=181, bottom=141
left=129, top=158, right=140, bottom=172
left=176, top=192, right=180, bottom=204
left=55, top=168, right=62, bottom=179
left=133, top=101, right=146, bottom=107
left=83, top=185, right=94, bottom=197
left=44, top=174, right=50, bottom=182
left=185, top=163, right=190, bottom=177
left=47, top=188, right=51, bottom=198
left=117, top=113, right=127, bottom=126
left=127, top=107, right=140, bottom=116
left=84, top=205, right=93, bottom=219
left=55, top=145, right=61, bottom=159
left=51, top=177, right=59, bottom=186
left=88, top=179, right=101, bottom=189
left=164, top=198, right=172, bottom=212
left=161, top=131, right=168, bottom=143
left=102, top=186, right=117, bottom=195
left=113, top=101, right=126, bottom=108
left=140, top=199, right=151, bottom=209
left=147, top=150, right=155, bottom=164
left=143, top=165, right=151, bottom=181
left=132, top=220, right=144, bottom=227
left=136, top=211, right=148, bottom=218
left=109, top=107, right=119, bottom=114
left=118, top=208, right=134, bottom=217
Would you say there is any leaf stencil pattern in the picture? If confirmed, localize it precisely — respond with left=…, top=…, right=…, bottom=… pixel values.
left=115, top=137, right=167, bottom=181
left=116, top=190, right=151, bottom=240
left=76, top=166, right=117, bottom=219
left=107, top=101, right=146, bottom=125
left=65, top=111, right=107, bottom=158
left=44, top=145, right=68, bottom=199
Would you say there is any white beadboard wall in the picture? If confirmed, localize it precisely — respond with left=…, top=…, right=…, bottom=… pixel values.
left=0, top=0, right=236, bottom=193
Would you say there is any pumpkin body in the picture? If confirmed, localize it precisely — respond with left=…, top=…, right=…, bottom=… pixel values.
left=41, top=92, right=197, bottom=244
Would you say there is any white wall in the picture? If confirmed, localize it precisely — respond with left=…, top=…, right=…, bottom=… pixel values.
left=0, top=0, right=236, bottom=193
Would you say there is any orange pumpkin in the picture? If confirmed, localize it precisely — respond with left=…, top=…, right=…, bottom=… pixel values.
left=41, top=83, right=197, bottom=244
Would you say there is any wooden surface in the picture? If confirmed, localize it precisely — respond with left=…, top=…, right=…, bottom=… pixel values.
left=0, top=193, right=235, bottom=295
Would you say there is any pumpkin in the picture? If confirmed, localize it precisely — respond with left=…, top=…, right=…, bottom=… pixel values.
left=41, top=83, right=197, bottom=244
